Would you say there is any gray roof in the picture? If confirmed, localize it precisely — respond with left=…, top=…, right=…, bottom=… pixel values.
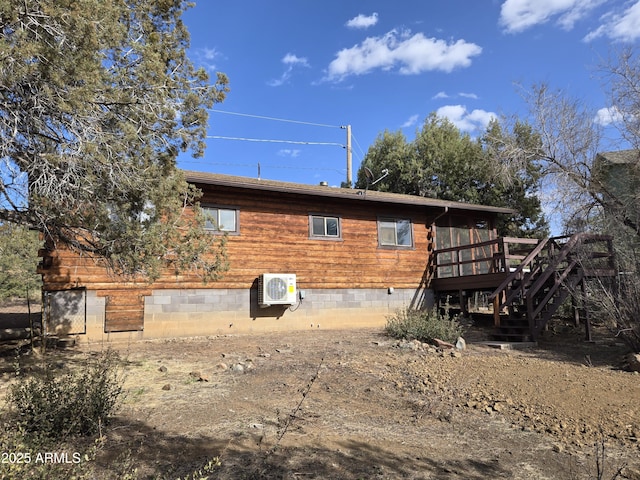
left=183, top=171, right=515, bottom=215
left=596, top=149, right=640, bottom=165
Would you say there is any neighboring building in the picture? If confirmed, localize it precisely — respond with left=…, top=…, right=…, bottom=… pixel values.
left=593, top=149, right=640, bottom=242
left=593, top=149, right=640, bottom=207
left=38, top=171, right=512, bottom=341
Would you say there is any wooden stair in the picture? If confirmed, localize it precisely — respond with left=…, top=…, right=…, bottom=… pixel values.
left=488, top=233, right=615, bottom=342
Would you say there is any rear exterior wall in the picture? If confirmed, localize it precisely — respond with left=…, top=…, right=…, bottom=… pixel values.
left=40, top=185, right=444, bottom=341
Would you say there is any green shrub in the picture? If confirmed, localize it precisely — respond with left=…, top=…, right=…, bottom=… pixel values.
left=8, top=350, right=123, bottom=439
left=0, top=223, right=41, bottom=301
left=385, top=307, right=463, bottom=344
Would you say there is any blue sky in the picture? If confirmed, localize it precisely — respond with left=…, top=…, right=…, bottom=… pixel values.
left=179, top=0, right=640, bottom=187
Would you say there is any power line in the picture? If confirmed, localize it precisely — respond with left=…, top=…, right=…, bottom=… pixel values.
left=350, top=132, right=367, bottom=159
left=206, top=135, right=344, bottom=147
left=180, top=159, right=346, bottom=174
left=209, top=109, right=342, bottom=129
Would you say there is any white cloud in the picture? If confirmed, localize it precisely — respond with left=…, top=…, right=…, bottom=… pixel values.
left=436, top=105, right=497, bottom=132
left=282, top=53, right=310, bottom=67
left=325, top=30, right=482, bottom=82
left=193, top=47, right=222, bottom=72
left=278, top=149, right=302, bottom=158
left=584, top=0, right=640, bottom=42
left=202, top=47, right=219, bottom=61
left=499, top=0, right=605, bottom=33
left=594, top=106, right=623, bottom=126
left=432, top=91, right=479, bottom=100
left=346, top=13, right=379, bottom=29
left=268, top=53, right=310, bottom=87
left=401, top=114, right=419, bottom=128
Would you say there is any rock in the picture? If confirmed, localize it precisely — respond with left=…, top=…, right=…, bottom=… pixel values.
left=189, top=371, right=209, bottom=382
left=215, top=362, right=228, bottom=371
left=158, top=365, right=168, bottom=373
left=258, top=352, right=271, bottom=358
left=162, top=384, right=172, bottom=391
left=624, top=353, right=640, bottom=372
left=455, top=337, right=467, bottom=350
left=231, top=363, right=245, bottom=373
left=450, top=351, right=462, bottom=358
left=433, top=338, right=455, bottom=349
left=398, top=341, right=415, bottom=350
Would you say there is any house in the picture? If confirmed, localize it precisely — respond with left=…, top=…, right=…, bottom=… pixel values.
left=593, top=149, right=640, bottom=201
left=593, top=150, right=640, bottom=231
left=38, top=171, right=515, bottom=341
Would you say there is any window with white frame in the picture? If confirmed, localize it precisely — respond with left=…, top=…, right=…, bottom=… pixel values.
left=310, top=215, right=341, bottom=239
left=201, top=206, right=238, bottom=233
left=378, top=218, right=413, bottom=247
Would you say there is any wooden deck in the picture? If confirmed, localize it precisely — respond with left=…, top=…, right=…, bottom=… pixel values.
left=431, top=233, right=616, bottom=341
left=431, top=237, right=541, bottom=293
left=431, top=272, right=509, bottom=292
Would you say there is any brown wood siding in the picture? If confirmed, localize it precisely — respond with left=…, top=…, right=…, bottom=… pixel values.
left=191, top=186, right=432, bottom=290
left=100, top=290, right=149, bottom=332
left=39, top=184, right=499, bottom=293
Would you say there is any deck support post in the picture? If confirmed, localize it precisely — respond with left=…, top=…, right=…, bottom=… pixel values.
left=582, top=281, right=592, bottom=342
left=493, top=294, right=501, bottom=327
left=572, top=294, right=580, bottom=327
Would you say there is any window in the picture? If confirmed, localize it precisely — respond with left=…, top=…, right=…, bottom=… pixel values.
left=202, top=206, right=238, bottom=233
left=310, top=215, right=341, bottom=239
left=378, top=218, right=413, bottom=247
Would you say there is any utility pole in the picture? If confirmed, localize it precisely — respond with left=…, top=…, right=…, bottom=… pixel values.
left=342, top=125, right=352, bottom=187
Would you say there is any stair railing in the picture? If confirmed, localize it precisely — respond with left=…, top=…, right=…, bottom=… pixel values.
left=487, top=232, right=615, bottom=341
left=524, top=234, right=584, bottom=304
left=488, top=238, right=548, bottom=307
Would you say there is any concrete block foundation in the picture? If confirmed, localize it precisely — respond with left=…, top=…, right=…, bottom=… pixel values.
left=46, top=287, right=434, bottom=342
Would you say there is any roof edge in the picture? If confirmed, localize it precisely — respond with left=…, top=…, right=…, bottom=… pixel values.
left=183, top=170, right=516, bottom=215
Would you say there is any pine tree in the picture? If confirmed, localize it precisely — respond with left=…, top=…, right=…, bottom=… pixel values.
left=0, top=0, right=229, bottom=280
left=0, top=223, right=41, bottom=300
left=356, top=114, right=548, bottom=238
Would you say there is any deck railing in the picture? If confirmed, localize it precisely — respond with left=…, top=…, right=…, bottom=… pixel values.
left=433, top=237, right=541, bottom=279
left=433, top=233, right=616, bottom=341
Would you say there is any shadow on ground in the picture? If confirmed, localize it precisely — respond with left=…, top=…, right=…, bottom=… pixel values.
left=88, top=418, right=513, bottom=480
left=531, top=321, right=631, bottom=369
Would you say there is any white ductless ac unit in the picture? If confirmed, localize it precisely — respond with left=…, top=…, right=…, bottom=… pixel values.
left=258, top=273, right=297, bottom=306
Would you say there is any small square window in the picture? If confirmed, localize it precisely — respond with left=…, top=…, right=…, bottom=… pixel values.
left=312, top=217, right=325, bottom=236
left=202, top=206, right=238, bottom=233
left=310, top=215, right=341, bottom=239
left=379, top=221, right=397, bottom=246
left=378, top=218, right=413, bottom=247
left=396, top=219, right=412, bottom=246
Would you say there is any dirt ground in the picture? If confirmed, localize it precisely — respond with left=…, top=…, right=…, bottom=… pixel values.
left=2, top=319, right=640, bottom=479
